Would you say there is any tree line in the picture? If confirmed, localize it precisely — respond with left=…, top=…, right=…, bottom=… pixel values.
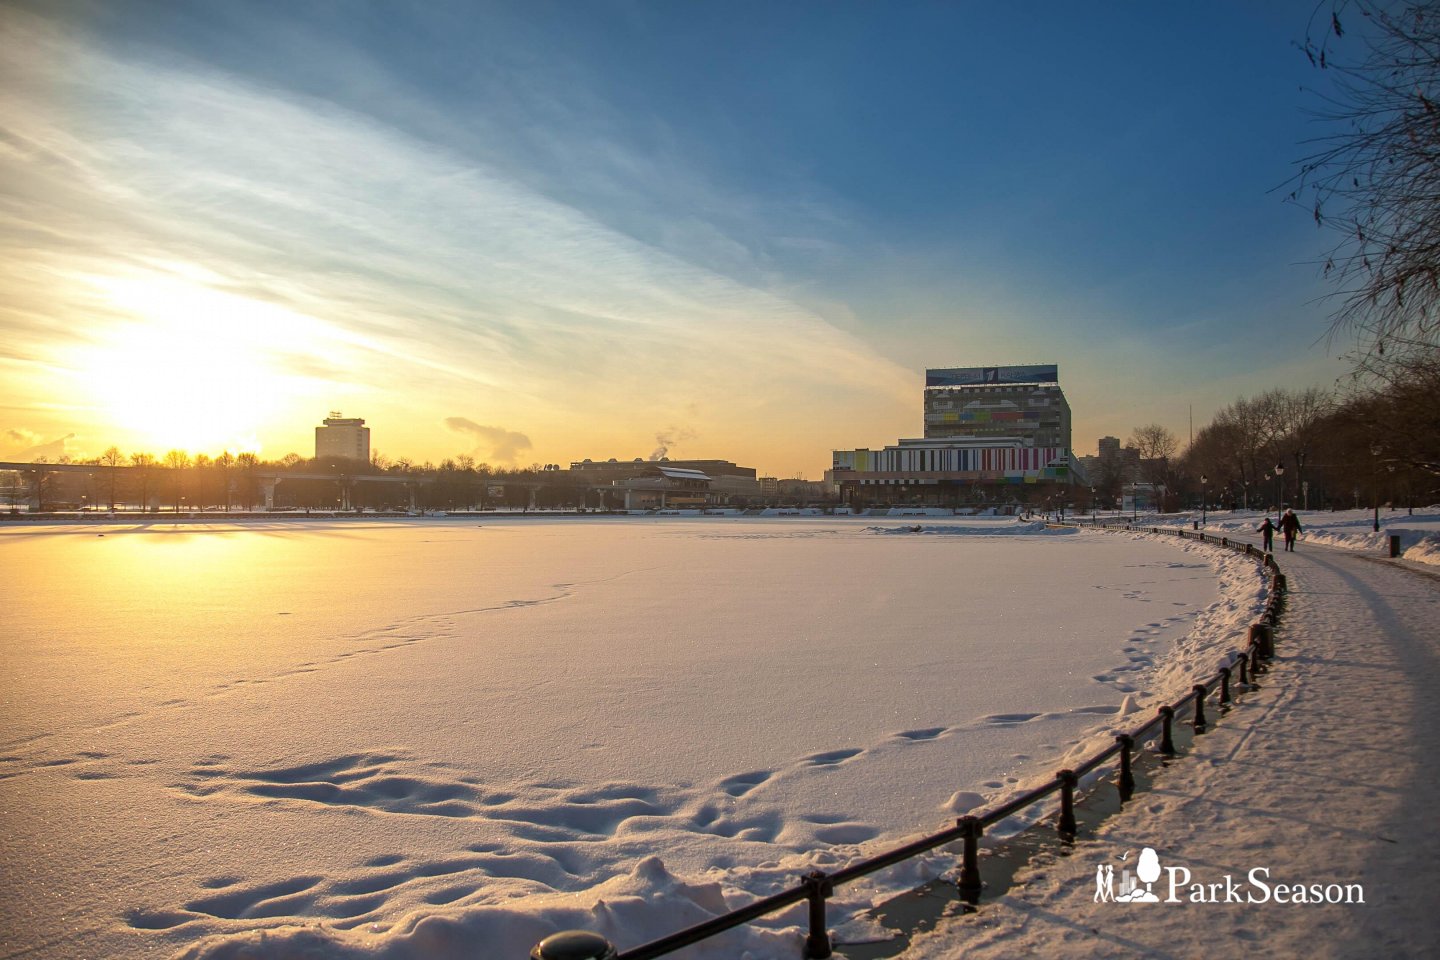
left=13, top=451, right=608, bottom=513
left=1097, top=350, right=1436, bottom=514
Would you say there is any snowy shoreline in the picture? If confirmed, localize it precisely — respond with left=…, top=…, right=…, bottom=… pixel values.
left=901, top=517, right=1440, bottom=960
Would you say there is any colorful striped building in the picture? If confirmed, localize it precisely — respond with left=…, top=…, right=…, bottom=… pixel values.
left=829, top=365, right=1075, bottom=505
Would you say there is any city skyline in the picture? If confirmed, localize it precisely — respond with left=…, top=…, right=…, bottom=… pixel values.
left=2, top=2, right=1355, bottom=477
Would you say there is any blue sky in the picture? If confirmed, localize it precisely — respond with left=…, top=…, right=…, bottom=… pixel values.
left=0, top=0, right=1353, bottom=473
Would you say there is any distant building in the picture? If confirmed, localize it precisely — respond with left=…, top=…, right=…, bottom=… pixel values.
left=922, top=364, right=1071, bottom=447
left=1075, top=437, right=1144, bottom=505
left=567, top=457, right=761, bottom=507
left=830, top=364, right=1076, bottom=506
left=315, top=413, right=370, bottom=463
left=569, top=457, right=756, bottom=483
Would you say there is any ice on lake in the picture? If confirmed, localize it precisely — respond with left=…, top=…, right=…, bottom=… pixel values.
left=0, top=517, right=1256, bottom=959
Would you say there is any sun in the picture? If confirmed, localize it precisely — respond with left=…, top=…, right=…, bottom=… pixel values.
left=70, top=272, right=330, bottom=455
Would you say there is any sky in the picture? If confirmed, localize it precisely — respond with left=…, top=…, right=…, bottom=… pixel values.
left=0, top=0, right=1358, bottom=476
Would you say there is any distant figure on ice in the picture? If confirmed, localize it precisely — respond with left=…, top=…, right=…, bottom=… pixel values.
left=1257, top=517, right=1275, bottom=553
left=1280, top=509, right=1302, bottom=552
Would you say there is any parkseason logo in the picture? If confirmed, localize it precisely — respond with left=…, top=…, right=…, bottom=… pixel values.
left=1093, top=847, right=1365, bottom=905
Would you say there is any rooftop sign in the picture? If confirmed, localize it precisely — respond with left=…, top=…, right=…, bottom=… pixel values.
left=926, top=364, right=1058, bottom=387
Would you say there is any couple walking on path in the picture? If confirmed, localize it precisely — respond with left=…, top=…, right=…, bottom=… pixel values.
left=1258, top=509, right=1303, bottom=552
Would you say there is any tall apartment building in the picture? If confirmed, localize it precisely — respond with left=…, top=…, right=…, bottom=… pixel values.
left=315, top=413, right=371, bottom=463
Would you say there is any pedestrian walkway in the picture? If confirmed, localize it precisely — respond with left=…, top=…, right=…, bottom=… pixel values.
left=902, top=537, right=1440, bottom=959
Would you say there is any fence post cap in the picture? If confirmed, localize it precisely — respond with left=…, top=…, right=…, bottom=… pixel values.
left=531, top=931, right=618, bottom=960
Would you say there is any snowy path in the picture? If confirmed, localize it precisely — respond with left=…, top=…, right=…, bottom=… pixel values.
left=903, top=537, right=1440, bottom=959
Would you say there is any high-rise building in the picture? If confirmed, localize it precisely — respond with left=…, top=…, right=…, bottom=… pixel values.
left=830, top=364, right=1075, bottom=505
left=923, top=365, right=1071, bottom=449
left=315, top=413, right=370, bottom=463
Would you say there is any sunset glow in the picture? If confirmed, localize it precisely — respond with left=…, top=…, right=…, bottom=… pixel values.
left=0, top=1, right=1350, bottom=471
left=67, top=275, right=298, bottom=452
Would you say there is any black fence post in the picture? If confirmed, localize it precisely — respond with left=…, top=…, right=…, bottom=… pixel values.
left=1192, top=684, right=1208, bottom=734
left=1250, top=640, right=1264, bottom=676
left=1219, top=666, right=1232, bottom=705
left=1159, top=706, right=1176, bottom=756
left=1116, top=734, right=1135, bottom=803
left=957, top=816, right=983, bottom=904
left=1249, top=622, right=1274, bottom=659
left=1056, top=769, right=1078, bottom=839
left=802, top=870, right=833, bottom=959
left=530, top=931, right=618, bottom=960
left=1237, top=652, right=1250, bottom=686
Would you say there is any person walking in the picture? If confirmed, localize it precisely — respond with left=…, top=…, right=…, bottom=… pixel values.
left=1280, top=508, right=1302, bottom=552
left=1257, top=516, right=1275, bottom=553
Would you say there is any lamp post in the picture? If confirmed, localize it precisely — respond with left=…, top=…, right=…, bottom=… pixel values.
left=1371, top=444, right=1382, bottom=532
left=1242, top=479, right=1249, bottom=512
left=1273, top=463, right=1284, bottom=525
left=1200, top=474, right=1208, bottom=527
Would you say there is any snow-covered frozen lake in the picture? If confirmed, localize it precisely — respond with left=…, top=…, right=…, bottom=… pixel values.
left=0, top=517, right=1261, bottom=959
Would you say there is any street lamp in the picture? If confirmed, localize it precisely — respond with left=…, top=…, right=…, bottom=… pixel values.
left=1273, top=463, right=1284, bottom=525
left=1242, top=479, right=1249, bottom=512
left=1370, top=444, right=1383, bottom=532
left=1200, top=474, right=1208, bottom=527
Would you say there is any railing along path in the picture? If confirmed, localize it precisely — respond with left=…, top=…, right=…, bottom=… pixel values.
left=530, top=523, right=1286, bottom=960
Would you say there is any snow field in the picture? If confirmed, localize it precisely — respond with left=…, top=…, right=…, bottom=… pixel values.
left=0, top=517, right=1264, bottom=959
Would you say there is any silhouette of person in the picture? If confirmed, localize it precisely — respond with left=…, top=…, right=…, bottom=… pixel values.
left=1280, top=508, right=1302, bottom=552
left=1257, top=517, right=1275, bottom=553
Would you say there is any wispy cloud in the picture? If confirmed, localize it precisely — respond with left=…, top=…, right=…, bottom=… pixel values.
left=0, top=7, right=916, bottom=469
left=444, top=418, right=532, bottom=464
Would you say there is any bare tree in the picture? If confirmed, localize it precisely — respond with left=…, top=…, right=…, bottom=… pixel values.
left=163, top=450, right=191, bottom=511
left=235, top=452, right=259, bottom=510
left=100, top=446, right=123, bottom=510
left=193, top=453, right=213, bottom=511
left=215, top=451, right=235, bottom=511
left=1294, top=2, right=1440, bottom=356
left=1274, top=387, right=1337, bottom=504
left=130, top=452, right=156, bottom=512
left=1130, top=424, right=1179, bottom=512
left=1346, top=340, right=1440, bottom=476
